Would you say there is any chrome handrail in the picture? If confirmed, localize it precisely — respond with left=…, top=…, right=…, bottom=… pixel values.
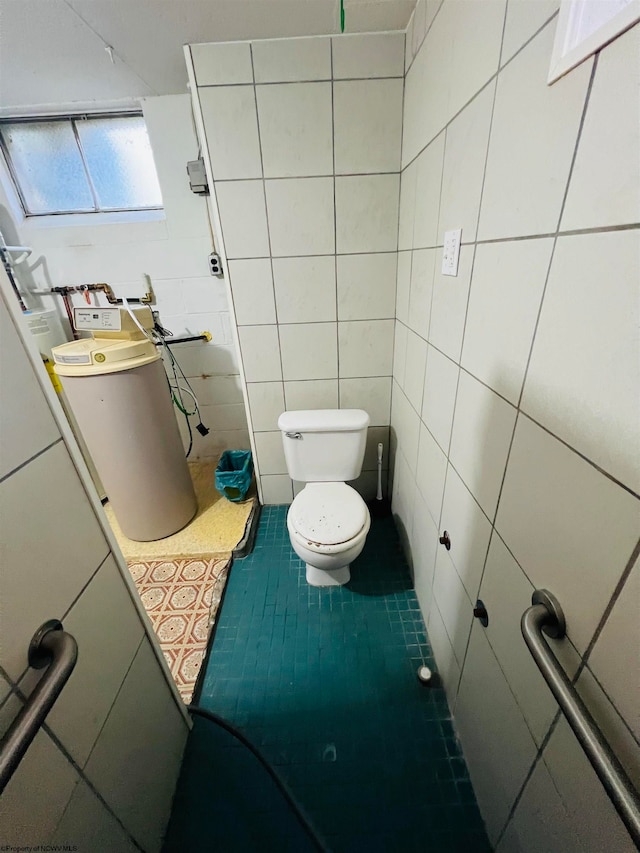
left=522, top=590, right=640, bottom=847
left=0, top=620, right=78, bottom=794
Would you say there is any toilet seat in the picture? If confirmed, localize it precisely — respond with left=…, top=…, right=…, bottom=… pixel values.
left=289, top=483, right=369, bottom=551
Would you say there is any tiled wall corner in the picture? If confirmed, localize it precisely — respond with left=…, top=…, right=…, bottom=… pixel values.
left=193, top=32, right=404, bottom=503
left=392, top=7, right=640, bottom=849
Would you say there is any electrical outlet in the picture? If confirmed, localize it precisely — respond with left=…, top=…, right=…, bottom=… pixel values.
left=442, top=229, right=462, bottom=277
left=208, top=253, right=223, bottom=277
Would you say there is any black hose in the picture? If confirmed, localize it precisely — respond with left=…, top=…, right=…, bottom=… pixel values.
left=187, top=705, right=328, bottom=852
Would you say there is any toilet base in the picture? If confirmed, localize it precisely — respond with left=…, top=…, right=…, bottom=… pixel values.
left=306, top=563, right=350, bottom=587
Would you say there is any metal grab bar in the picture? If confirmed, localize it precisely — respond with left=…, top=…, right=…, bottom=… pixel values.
left=522, top=590, right=640, bottom=847
left=0, top=620, right=78, bottom=795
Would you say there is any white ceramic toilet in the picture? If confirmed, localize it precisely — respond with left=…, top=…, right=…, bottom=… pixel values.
left=277, top=409, right=371, bottom=587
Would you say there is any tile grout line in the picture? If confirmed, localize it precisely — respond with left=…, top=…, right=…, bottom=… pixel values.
left=402, top=10, right=560, bottom=175
left=330, top=38, right=340, bottom=405
left=0, top=437, right=63, bottom=485
left=454, top=50, right=598, bottom=722
left=248, top=42, right=286, bottom=458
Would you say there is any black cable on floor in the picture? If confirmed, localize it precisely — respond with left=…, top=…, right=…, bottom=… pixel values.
left=187, top=705, right=328, bottom=852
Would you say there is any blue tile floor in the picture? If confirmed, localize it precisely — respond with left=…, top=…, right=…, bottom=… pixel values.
left=164, top=506, right=490, bottom=852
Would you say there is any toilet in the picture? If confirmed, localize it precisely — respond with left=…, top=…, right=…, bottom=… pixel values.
left=277, top=409, right=371, bottom=587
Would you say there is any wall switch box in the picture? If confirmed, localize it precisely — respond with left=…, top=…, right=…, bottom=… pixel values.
left=187, top=158, right=209, bottom=195
left=442, top=229, right=462, bottom=276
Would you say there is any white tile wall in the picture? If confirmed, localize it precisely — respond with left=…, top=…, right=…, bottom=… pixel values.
left=416, top=422, right=446, bottom=524
left=335, top=174, right=400, bottom=254
left=0, top=442, right=108, bottom=680
left=200, top=86, right=262, bottom=180
left=587, top=556, right=640, bottom=739
left=495, top=415, right=640, bottom=654
left=332, top=32, right=405, bottom=79
left=279, top=322, right=338, bottom=381
left=273, top=256, right=336, bottom=323
left=338, top=320, right=394, bottom=378
left=0, top=292, right=188, bottom=848
left=247, top=382, right=286, bottom=432
left=437, top=81, right=495, bottom=240
left=392, top=8, right=640, bottom=848
left=253, top=430, right=287, bottom=474
left=0, top=306, right=59, bottom=480
left=191, top=42, right=253, bottom=85
left=227, top=258, right=277, bottom=325
left=439, top=464, right=492, bottom=602
left=252, top=37, right=331, bottom=83
left=339, top=377, right=392, bottom=426
left=521, top=231, right=640, bottom=492
left=195, top=34, right=404, bottom=501
left=265, top=177, right=335, bottom=256
left=84, top=640, right=187, bottom=852
left=21, top=556, right=144, bottom=768
left=407, top=248, right=435, bottom=341
left=403, top=329, right=427, bottom=412
left=448, top=371, right=517, bottom=519
left=561, top=24, right=640, bottom=230
left=428, top=244, right=473, bottom=361
left=337, top=253, right=397, bottom=320
left=216, top=180, right=270, bottom=258
left=395, top=251, right=412, bottom=324
left=333, top=79, right=403, bottom=174
left=456, top=623, right=538, bottom=844
left=479, top=532, right=580, bottom=745
left=421, top=345, right=459, bottom=453
left=462, top=237, right=554, bottom=404
left=478, top=22, right=592, bottom=240
left=412, top=133, right=445, bottom=248
left=51, top=781, right=139, bottom=852
left=284, top=379, right=339, bottom=410
left=238, top=325, right=282, bottom=382
left=500, top=0, right=559, bottom=65
left=257, top=83, right=333, bottom=177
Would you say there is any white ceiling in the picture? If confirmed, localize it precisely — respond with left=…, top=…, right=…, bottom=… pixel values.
left=0, top=0, right=415, bottom=111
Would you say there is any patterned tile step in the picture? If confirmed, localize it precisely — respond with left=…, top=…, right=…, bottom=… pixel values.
left=127, top=557, right=230, bottom=704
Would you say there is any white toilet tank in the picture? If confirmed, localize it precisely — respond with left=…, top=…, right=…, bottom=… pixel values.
left=278, top=409, right=369, bottom=483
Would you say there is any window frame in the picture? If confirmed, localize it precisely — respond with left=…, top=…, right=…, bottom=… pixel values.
left=0, top=111, right=164, bottom=217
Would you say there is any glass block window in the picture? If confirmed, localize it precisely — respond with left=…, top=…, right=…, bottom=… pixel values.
left=0, top=114, right=163, bottom=216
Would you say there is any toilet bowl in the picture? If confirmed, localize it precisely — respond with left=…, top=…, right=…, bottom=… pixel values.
left=278, top=408, right=371, bottom=587
left=287, top=482, right=371, bottom=586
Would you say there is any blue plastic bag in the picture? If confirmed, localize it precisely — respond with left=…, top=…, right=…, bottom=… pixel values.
left=215, top=450, right=253, bottom=502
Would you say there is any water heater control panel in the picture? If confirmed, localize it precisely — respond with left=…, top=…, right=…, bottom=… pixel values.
left=74, top=307, right=122, bottom=332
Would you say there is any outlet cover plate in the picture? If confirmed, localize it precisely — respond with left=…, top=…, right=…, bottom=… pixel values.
left=442, top=229, right=462, bottom=277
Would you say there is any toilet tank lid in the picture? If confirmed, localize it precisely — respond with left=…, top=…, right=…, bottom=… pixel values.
left=278, top=409, right=369, bottom=433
